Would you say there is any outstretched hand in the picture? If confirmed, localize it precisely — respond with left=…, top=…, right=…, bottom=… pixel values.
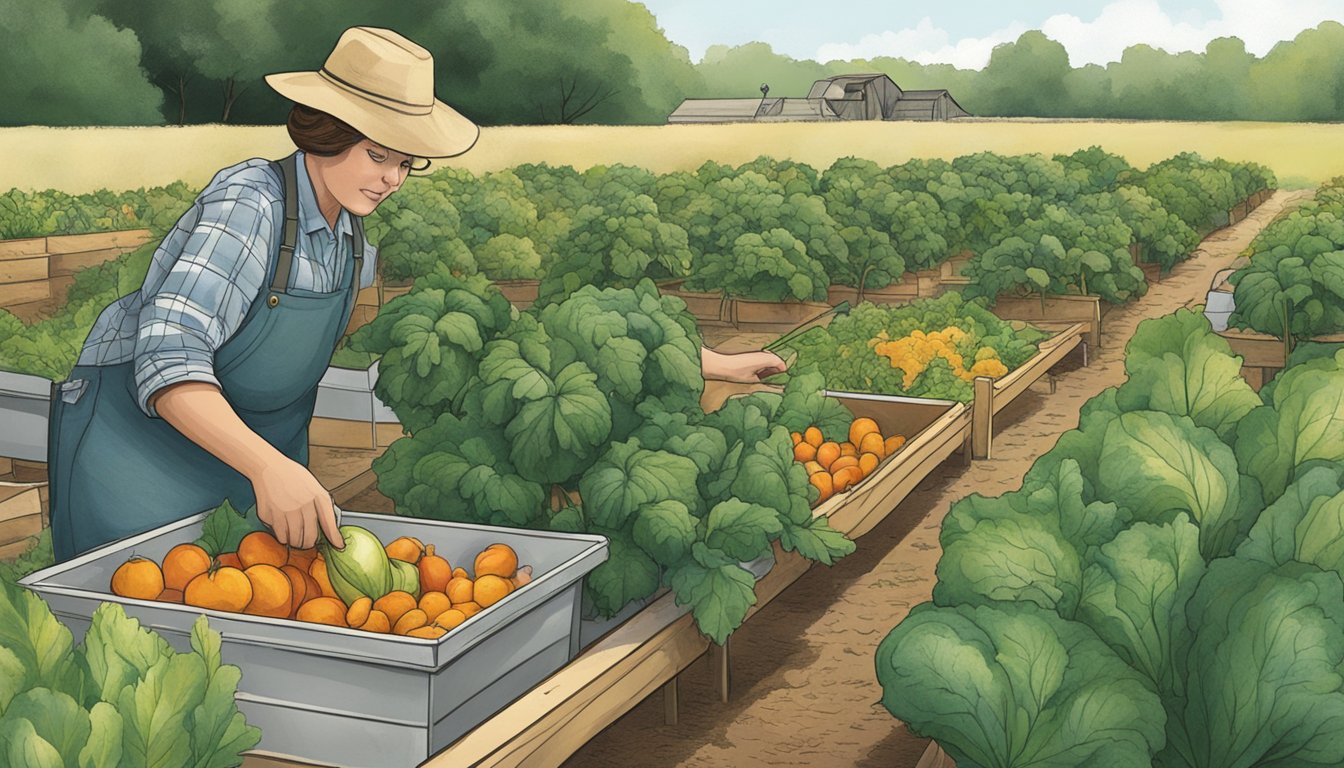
left=702, top=348, right=789, bottom=383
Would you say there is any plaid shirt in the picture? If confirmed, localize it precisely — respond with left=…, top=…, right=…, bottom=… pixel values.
left=77, top=152, right=378, bottom=417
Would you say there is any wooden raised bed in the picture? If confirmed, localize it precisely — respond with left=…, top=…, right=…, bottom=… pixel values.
left=0, top=229, right=152, bottom=319
left=659, top=280, right=730, bottom=325
left=494, top=279, right=541, bottom=310
left=1215, top=327, right=1344, bottom=391
left=986, top=294, right=1104, bottom=351
left=728, top=297, right=832, bottom=334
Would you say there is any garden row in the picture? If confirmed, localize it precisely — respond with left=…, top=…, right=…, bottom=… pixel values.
left=881, top=310, right=1344, bottom=768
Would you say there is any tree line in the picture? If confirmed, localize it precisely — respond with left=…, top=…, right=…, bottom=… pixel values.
left=5, top=0, right=1343, bottom=126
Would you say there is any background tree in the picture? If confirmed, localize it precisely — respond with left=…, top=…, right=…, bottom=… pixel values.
left=1, top=0, right=162, bottom=126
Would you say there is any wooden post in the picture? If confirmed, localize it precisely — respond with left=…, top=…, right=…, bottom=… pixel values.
left=972, top=376, right=993, bottom=460
left=1089, top=299, right=1102, bottom=350
left=662, top=677, right=679, bottom=725
left=711, top=637, right=731, bottom=703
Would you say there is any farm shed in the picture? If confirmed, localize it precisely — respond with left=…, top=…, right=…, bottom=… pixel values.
left=667, top=74, right=970, bottom=124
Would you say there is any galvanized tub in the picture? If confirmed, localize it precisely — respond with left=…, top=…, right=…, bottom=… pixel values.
left=0, top=369, right=50, bottom=462
left=20, top=511, right=609, bottom=767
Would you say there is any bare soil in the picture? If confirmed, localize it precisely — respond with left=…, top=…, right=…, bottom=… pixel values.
left=562, top=191, right=1307, bottom=768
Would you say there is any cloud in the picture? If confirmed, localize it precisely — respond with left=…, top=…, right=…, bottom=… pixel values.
left=812, top=0, right=1344, bottom=69
left=815, top=17, right=1028, bottom=67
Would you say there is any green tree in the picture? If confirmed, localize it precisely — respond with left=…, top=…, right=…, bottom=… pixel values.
left=1, top=0, right=163, bottom=125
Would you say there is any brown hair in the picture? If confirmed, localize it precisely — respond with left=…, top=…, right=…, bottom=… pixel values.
left=286, top=104, right=364, bottom=156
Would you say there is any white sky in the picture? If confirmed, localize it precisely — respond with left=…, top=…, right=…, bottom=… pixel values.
left=638, top=0, right=1344, bottom=67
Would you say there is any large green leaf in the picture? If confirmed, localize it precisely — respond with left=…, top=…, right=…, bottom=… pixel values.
left=579, top=440, right=701, bottom=530
left=506, top=362, right=612, bottom=485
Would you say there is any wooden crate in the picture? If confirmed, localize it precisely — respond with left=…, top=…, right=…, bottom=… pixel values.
left=988, top=294, right=1103, bottom=350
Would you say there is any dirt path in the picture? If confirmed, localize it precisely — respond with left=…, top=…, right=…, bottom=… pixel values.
left=563, top=191, right=1307, bottom=768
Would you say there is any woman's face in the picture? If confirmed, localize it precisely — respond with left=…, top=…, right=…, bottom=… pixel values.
left=321, top=140, right=417, bottom=216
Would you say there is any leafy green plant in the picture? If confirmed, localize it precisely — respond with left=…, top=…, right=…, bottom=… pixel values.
left=778, top=293, right=1048, bottom=401
left=0, top=579, right=260, bottom=766
left=352, top=271, right=853, bottom=643
left=876, top=310, right=1344, bottom=768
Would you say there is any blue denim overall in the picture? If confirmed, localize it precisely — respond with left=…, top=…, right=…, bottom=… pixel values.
left=49, top=153, right=363, bottom=561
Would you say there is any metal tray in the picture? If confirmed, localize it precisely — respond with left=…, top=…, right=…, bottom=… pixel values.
left=21, top=510, right=608, bottom=767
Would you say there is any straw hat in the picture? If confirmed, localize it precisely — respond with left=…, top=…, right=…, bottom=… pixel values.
left=265, top=27, right=479, bottom=158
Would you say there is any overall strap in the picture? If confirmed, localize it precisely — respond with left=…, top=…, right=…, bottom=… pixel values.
left=269, top=153, right=300, bottom=293
left=351, top=214, right=365, bottom=290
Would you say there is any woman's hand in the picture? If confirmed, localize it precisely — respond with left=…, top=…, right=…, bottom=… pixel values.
left=701, top=347, right=789, bottom=383
left=152, top=381, right=344, bottom=550
left=251, top=458, right=345, bottom=550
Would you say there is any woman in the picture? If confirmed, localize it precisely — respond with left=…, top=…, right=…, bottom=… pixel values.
left=49, top=27, right=786, bottom=562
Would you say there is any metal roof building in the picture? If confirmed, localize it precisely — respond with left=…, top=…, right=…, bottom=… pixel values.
left=668, top=74, right=970, bottom=124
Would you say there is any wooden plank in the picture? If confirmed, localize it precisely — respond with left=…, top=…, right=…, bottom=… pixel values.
left=11, top=460, right=46, bottom=483
left=992, top=323, right=1085, bottom=412
left=0, top=484, right=42, bottom=523
left=0, top=537, right=40, bottom=561
left=0, top=513, right=42, bottom=547
left=990, top=296, right=1101, bottom=349
left=45, top=229, right=151, bottom=254
left=0, top=457, right=13, bottom=477
left=0, top=279, right=51, bottom=307
left=49, top=247, right=127, bottom=277
left=308, top=417, right=375, bottom=450
left=0, top=256, right=48, bottom=284
left=972, top=377, right=993, bottom=460
left=0, top=237, right=46, bottom=260
left=662, top=678, right=679, bottom=726
left=711, top=637, right=731, bottom=704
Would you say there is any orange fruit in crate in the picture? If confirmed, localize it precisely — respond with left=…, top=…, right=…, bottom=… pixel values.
left=111, top=557, right=165, bottom=601
left=803, top=460, right=825, bottom=476
left=474, top=575, right=513, bottom=608
left=385, top=536, right=426, bottom=564
left=287, top=547, right=319, bottom=570
left=793, top=442, right=817, bottom=463
left=809, top=473, right=834, bottom=503
left=885, top=435, right=906, bottom=455
left=282, top=565, right=320, bottom=616
left=359, top=610, right=391, bottom=633
left=407, top=625, right=447, bottom=640
left=452, top=567, right=469, bottom=580
left=162, top=544, right=211, bottom=592
left=239, top=531, right=287, bottom=568
left=374, top=591, right=418, bottom=626
left=217, top=552, right=244, bottom=570
left=346, top=596, right=373, bottom=628
left=455, top=601, right=483, bottom=618
left=418, top=545, right=452, bottom=593
left=185, top=566, right=252, bottom=613
left=308, top=558, right=339, bottom=599
left=830, top=455, right=859, bottom=474
left=833, top=466, right=864, bottom=493
left=157, top=588, right=184, bottom=604
left=816, top=442, right=841, bottom=471
left=434, top=608, right=468, bottom=630
left=859, top=452, right=881, bottom=476
left=849, top=417, right=880, bottom=448
left=839, top=442, right=858, bottom=458
left=859, top=432, right=887, bottom=458
left=393, top=608, right=429, bottom=635
left=296, top=597, right=348, bottom=627
left=243, top=565, right=293, bottom=619
left=418, top=591, right=452, bottom=619
left=803, top=426, right=824, bottom=448
left=447, top=576, right=474, bottom=605
left=475, top=544, right=518, bottom=579
left=790, top=431, right=803, bottom=446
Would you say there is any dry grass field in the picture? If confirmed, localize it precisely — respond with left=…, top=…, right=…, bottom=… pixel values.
left=2, top=119, right=1340, bottom=194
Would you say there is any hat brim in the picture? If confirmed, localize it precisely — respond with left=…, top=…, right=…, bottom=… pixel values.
left=266, top=71, right=480, bottom=158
